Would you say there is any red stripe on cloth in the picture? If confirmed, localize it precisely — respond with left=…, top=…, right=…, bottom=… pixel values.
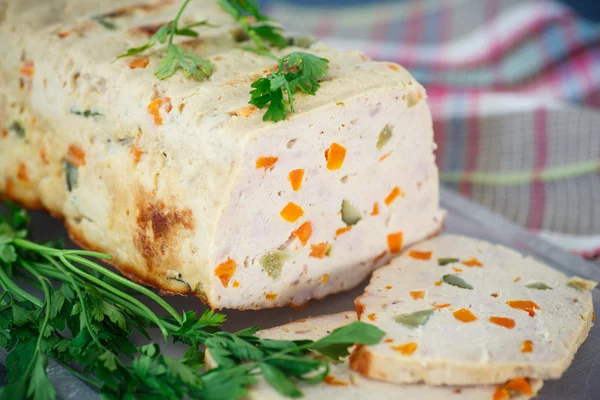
left=394, top=8, right=573, bottom=69
left=401, top=1, right=425, bottom=66
left=459, top=93, right=480, bottom=197
left=528, top=108, right=547, bottom=230
left=368, top=14, right=392, bottom=61
left=430, top=87, right=450, bottom=172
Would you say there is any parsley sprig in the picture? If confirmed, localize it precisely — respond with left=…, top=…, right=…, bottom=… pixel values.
left=249, top=52, right=330, bottom=122
left=0, top=202, right=384, bottom=399
left=218, top=0, right=287, bottom=50
left=117, top=0, right=213, bottom=80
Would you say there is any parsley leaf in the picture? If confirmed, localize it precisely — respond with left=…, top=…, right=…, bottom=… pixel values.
left=117, top=0, right=213, bottom=81
left=0, top=200, right=387, bottom=399
left=218, top=0, right=287, bottom=50
left=250, top=52, right=329, bottom=122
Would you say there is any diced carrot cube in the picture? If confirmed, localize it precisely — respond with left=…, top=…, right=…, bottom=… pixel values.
left=408, top=250, right=432, bottom=260
left=256, top=156, right=278, bottom=170
left=128, top=56, right=149, bottom=69
left=384, top=186, right=405, bottom=206
left=280, top=202, right=304, bottom=222
left=453, top=308, right=477, bottom=323
left=387, top=232, right=403, bottom=254
left=289, top=168, right=304, bottom=191
left=214, top=259, right=236, bottom=287
left=66, top=144, right=86, bottom=167
left=325, top=143, right=346, bottom=170
left=293, top=221, right=312, bottom=246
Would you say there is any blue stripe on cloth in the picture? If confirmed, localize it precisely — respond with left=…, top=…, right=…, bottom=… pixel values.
left=445, top=94, right=469, bottom=174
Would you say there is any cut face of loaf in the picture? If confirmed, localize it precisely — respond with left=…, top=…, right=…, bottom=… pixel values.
left=0, top=0, right=444, bottom=309
left=205, top=312, right=543, bottom=400
left=352, top=235, right=596, bottom=385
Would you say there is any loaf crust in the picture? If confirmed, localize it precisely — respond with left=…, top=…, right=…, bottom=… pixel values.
left=1, top=0, right=445, bottom=309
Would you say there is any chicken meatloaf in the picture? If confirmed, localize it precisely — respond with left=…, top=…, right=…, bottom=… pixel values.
left=0, top=0, right=445, bottom=309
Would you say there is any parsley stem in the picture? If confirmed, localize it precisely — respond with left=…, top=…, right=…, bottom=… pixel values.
left=13, top=238, right=111, bottom=260
left=0, top=264, right=43, bottom=307
left=58, top=254, right=171, bottom=340
left=42, top=254, right=104, bottom=347
left=60, top=363, right=102, bottom=388
left=20, top=260, right=52, bottom=353
left=169, top=0, right=193, bottom=46
left=67, top=254, right=183, bottom=326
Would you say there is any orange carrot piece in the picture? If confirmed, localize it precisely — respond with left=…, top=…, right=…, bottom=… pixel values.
left=310, top=242, right=329, bottom=259
left=19, top=61, right=35, bottom=78
left=521, top=340, right=533, bottom=353
left=321, top=274, right=329, bottom=283
left=384, top=186, right=405, bottom=206
left=453, top=308, right=477, bottom=323
left=367, top=313, right=376, bottom=321
left=379, top=152, right=392, bottom=162
left=371, top=202, right=379, bottom=215
left=434, top=281, right=442, bottom=286
left=293, top=221, right=312, bottom=246
left=280, top=202, right=304, bottom=222
left=233, top=105, right=257, bottom=117
left=385, top=285, right=392, bottom=290
left=128, top=56, right=149, bottom=69
left=215, top=259, right=236, bottom=287
left=408, top=250, right=432, bottom=260
left=387, top=232, right=403, bottom=254
left=232, top=280, right=240, bottom=288
left=325, top=143, right=347, bottom=170
left=507, top=300, right=540, bottom=317
left=324, top=376, right=349, bottom=386
left=462, top=257, right=483, bottom=267
left=40, top=148, right=49, bottom=164
left=432, top=303, right=451, bottom=310
left=147, top=97, right=172, bottom=126
left=503, top=377, right=533, bottom=395
left=256, top=156, right=278, bottom=170
left=452, top=267, right=463, bottom=273
left=493, top=388, right=509, bottom=400
left=391, top=342, right=418, bottom=356
left=513, top=276, right=521, bottom=282
left=489, top=316, right=515, bottom=329
left=130, top=139, right=143, bottom=164
left=289, top=168, right=304, bottom=191
left=265, top=293, right=278, bottom=301
left=66, top=145, right=86, bottom=167
left=335, top=226, right=352, bottom=237
left=17, top=163, right=29, bottom=182
left=409, top=290, right=425, bottom=300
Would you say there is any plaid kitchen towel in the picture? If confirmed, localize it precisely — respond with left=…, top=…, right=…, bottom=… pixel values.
left=262, top=0, right=600, bottom=262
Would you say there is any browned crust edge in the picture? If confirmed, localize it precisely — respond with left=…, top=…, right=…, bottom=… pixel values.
left=2, top=188, right=446, bottom=311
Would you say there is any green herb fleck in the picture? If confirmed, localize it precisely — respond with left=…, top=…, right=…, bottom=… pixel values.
left=70, top=109, right=103, bottom=118
left=9, top=121, right=25, bottom=138
left=325, top=245, right=333, bottom=257
left=341, top=200, right=361, bottom=226
left=259, top=250, right=292, bottom=280
left=91, top=16, right=117, bottom=30
left=438, top=257, right=459, bottom=266
left=525, top=282, right=552, bottom=290
left=442, top=274, right=473, bottom=290
left=393, top=309, right=435, bottom=329
left=249, top=52, right=329, bottom=122
left=64, top=160, right=78, bottom=191
left=376, top=124, right=393, bottom=150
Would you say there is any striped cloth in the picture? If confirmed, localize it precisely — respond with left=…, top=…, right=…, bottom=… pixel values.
left=262, top=0, right=600, bottom=262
